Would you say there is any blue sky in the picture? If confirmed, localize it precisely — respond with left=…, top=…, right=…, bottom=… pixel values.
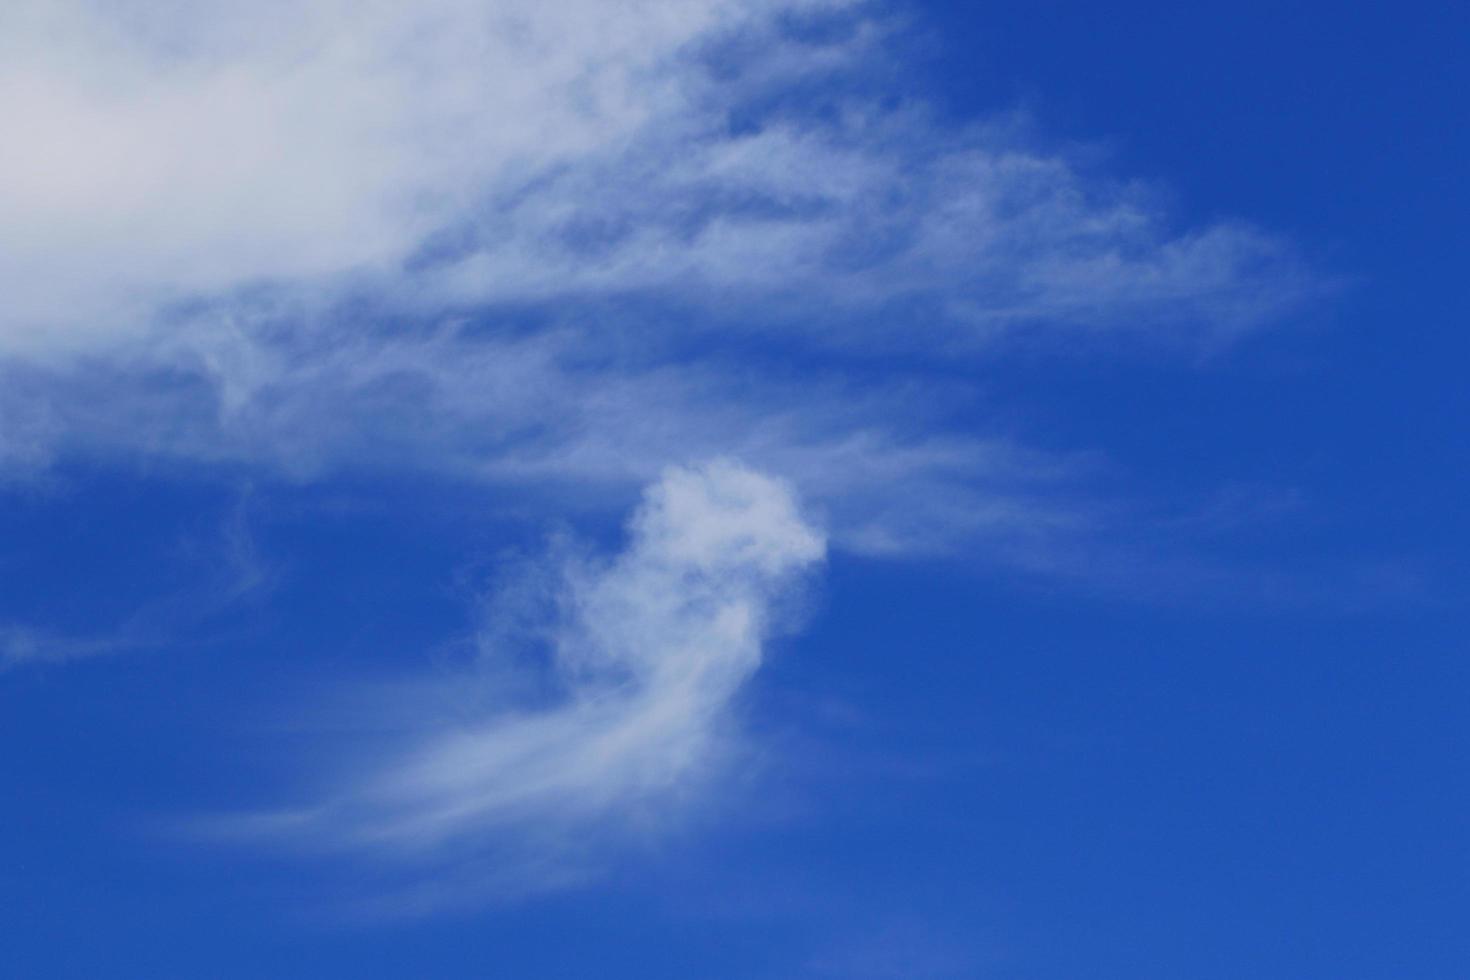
left=2, top=1, right=1466, bottom=977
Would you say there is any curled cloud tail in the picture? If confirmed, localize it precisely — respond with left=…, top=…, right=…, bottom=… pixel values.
left=237, top=460, right=824, bottom=866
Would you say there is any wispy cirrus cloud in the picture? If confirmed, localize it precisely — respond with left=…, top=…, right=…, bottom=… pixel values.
left=0, top=623, right=140, bottom=668
left=224, top=461, right=823, bottom=882
left=0, top=0, right=1316, bottom=563
left=0, top=0, right=1308, bottom=351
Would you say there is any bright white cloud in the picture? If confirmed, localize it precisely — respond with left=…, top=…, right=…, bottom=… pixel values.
left=0, top=0, right=833, bottom=350
left=0, top=0, right=1307, bottom=348
left=0, top=0, right=1315, bottom=556
left=240, top=461, right=824, bottom=861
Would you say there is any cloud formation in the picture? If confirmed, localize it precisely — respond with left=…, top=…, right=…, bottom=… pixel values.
left=0, top=0, right=826, bottom=348
left=0, top=0, right=1307, bottom=348
left=0, top=1, right=1312, bottom=542
left=246, top=461, right=824, bottom=861
left=0, top=0, right=1331, bottom=592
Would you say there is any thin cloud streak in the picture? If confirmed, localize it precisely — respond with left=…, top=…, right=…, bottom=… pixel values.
left=1, top=322, right=1085, bottom=556
left=0, top=490, right=272, bottom=668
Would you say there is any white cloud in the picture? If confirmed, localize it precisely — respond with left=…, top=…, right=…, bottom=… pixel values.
left=235, top=460, right=824, bottom=861
left=417, top=110, right=1309, bottom=346
left=0, top=0, right=1309, bottom=348
left=0, top=0, right=1316, bottom=556
left=0, top=0, right=833, bottom=351
left=1, top=319, right=1083, bottom=555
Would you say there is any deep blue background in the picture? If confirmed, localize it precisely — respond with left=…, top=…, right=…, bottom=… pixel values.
left=4, top=1, right=1467, bottom=976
